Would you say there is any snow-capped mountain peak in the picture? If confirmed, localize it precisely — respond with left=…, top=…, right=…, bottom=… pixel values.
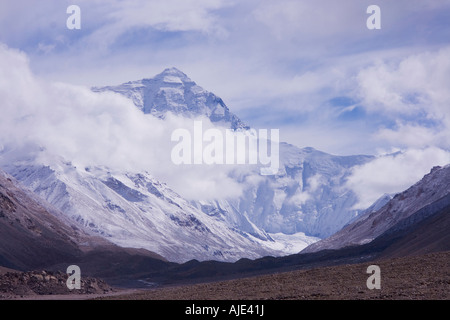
left=154, top=67, right=192, bottom=84
left=93, top=68, right=249, bottom=130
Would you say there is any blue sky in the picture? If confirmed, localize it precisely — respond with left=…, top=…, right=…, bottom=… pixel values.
left=1, top=0, right=450, bottom=157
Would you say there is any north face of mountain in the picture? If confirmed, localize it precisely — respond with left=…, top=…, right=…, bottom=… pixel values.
left=93, top=67, right=249, bottom=130
left=196, top=143, right=374, bottom=239
left=302, top=165, right=450, bottom=253
left=93, top=68, right=376, bottom=240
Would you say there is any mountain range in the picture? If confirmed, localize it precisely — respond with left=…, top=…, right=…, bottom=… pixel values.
left=1, top=163, right=448, bottom=286
left=0, top=67, right=448, bottom=285
left=0, top=68, right=381, bottom=263
left=135, top=164, right=450, bottom=286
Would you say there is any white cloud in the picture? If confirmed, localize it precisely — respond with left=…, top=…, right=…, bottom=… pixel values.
left=252, top=0, right=365, bottom=41
left=375, top=122, right=449, bottom=149
left=355, top=46, right=450, bottom=152
left=76, top=0, right=230, bottom=51
left=345, top=147, right=450, bottom=209
left=0, top=44, right=244, bottom=201
left=357, top=47, right=450, bottom=116
left=111, top=0, right=227, bottom=33
left=2, top=0, right=449, bottom=161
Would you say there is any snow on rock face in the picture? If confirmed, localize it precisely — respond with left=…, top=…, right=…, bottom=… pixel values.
left=195, top=143, right=374, bottom=239
left=2, top=157, right=287, bottom=263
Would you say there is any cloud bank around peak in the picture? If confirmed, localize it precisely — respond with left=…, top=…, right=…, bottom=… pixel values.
left=1, top=1, right=450, bottom=211
left=0, top=44, right=245, bottom=201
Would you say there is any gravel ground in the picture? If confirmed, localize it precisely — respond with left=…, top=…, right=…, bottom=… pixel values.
left=98, top=251, right=449, bottom=300
left=1, top=251, right=447, bottom=300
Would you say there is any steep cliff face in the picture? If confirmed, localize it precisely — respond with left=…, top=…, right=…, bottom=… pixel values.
left=0, top=169, right=89, bottom=270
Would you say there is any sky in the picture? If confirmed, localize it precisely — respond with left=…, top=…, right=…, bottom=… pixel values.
left=1, top=0, right=450, bottom=206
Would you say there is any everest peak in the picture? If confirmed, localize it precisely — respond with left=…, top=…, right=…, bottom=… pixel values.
left=93, top=68, right=248, bottom=130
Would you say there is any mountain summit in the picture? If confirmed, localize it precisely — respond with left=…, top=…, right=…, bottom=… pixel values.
left=155, top=67, right=192, bottom=82
left=93, top=68, right=249, bottom=130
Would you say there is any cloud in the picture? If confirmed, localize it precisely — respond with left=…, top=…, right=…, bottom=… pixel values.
left=2, top=0, right=450, bottom=159
left=65, top=0, right=231, bottom=52
left=110, top=0, right=228, bottom=33
left=286, top=174, right=325, bottom=206
left=252, top=0, right=366, bottom=42
left=356, top=46, right=450, bottom=150
left=375, top=122, right=448, bottom=149
left=356, top=47, right=450, bottom=116
left=345, top=147, right=450, bottom=209
left=0, top=44, right=244, bottom=200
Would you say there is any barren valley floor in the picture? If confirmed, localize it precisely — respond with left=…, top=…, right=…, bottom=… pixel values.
left=96, top=251, right=449, bottom=300
left=1, top=251, right=448, bottom=300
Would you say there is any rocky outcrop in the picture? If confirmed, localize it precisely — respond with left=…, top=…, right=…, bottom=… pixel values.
left=0, top=270, right=113, bottom=297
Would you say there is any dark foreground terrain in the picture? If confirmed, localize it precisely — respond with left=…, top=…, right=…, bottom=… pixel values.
left=97, top=251, right=449, bottom=300
left=1, top=251, right=448, bottom=300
